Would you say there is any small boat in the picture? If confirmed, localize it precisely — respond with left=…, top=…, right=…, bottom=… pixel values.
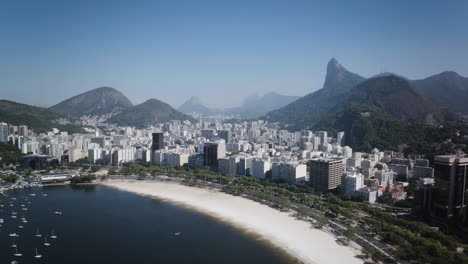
left=10, top=261, right=18, bottom=264
left=11, top=211, right=17, bottom=215
left=11, top=215, right=17, bottom=219
left=30, top=194, right=36, bottom=197
left=50, top=229, right=57, bottom=239
left=9, top=233, right=19, bottom=237
left=36, top=229, right=42, bottom=238
left=54, top=211, right=62, bottom=215
left=174, top=232, right=182, bottom=236
left=0, top=218, right=3, bottom=223
left=18, top=226, right=23, bottom=229
left=42, top=194, right=48, bottom=197
left=34, top=248, right=42, bottom=259
left=11, top=241, right=17, bottom=248
left=43, top=237, right=50, bottom=246
left=13, top=247, right=22, bottom=257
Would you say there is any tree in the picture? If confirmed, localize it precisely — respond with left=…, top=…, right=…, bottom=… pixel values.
left=2, top=174, right=19, bottom=183
left=374, top=163, right=383, bottom=171
left=313, top=214, right=328, bottom=228
left=90, top=165, right=101, bottom=173
left=296, top=205, right=310, bottom=219
left=343, top=229, right=355, bottom=244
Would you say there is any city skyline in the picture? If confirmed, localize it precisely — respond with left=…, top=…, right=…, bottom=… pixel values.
left=1, top=0, right=468, bottom=108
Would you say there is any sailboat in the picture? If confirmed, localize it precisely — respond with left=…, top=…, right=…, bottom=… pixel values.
left=43, top=237, right=50, bottom=246
left=13, top=246, right=22, bottom=257
left=50, top=229, right=57, bottom=239
left=35, top=228, right=42, bottom=238
left=34, top=248, right=42, bottom=259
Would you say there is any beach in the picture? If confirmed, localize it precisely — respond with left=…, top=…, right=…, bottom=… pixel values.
left=102, top=179, right=363, bottom=264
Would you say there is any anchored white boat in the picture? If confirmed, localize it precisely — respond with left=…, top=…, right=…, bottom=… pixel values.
left=34, top=248, right=42, bottom=259
left=43, top=237, right=50, bottom=246
left=50, top=229, right=57, bottom=239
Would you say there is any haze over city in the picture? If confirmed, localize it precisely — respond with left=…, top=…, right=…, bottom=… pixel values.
left=1, top=0, right=468, bottom=108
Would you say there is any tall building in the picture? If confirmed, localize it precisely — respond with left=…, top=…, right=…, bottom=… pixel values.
left=251, top=159, right=271, bottom=180
left=344, top=172, right=364, bottom=196
left=315, top=131, right=327, bottom=147
left=151, top=133, right=164, bottom=164
left=201, top=129, right=215, bottom=140
left=18, top=125, right=28, bottom=137
left=337, top=131, right=345, bottom=147
left=308, top=158, right=344, bottom=192
left=432, top=155, right=468, bottom=225
left=151, top=133, right=164, bottom=151
left=218, top=130, right=231, bottom=143
left=203, top=140, right=226, bottom=168
left=0, top=122, right=8, bottom=142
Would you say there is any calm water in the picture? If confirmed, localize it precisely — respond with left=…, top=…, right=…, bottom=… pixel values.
left=0, top=185, right=297, bottom=264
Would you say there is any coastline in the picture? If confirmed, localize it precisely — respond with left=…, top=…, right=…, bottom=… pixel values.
left=101, top=179, right=363, bottom=264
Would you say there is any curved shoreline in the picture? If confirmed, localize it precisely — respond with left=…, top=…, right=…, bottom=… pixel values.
left=101, top=179, right=363, bottom=264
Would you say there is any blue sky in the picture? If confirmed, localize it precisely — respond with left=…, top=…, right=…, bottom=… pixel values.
left=1, top=0, right=467, bottom=108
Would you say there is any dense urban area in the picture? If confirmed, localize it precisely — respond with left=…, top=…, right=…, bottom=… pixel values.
left=1, top=116, right=468, bottom=264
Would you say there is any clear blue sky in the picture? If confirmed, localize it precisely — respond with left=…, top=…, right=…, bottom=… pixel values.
left=1, top=0, right=467, bottom=108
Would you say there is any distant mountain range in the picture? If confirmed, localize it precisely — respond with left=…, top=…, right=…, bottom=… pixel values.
left=50, top=87, right=133, bottom=116
left=178, top=92, right=300, bottom=118
left=178, top=96, right=216, bottom=116
left=1, top=58, right=467, bottom=139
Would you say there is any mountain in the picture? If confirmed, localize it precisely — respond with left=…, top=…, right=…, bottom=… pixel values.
left=178, top=96, right=215, bottom=115
left=311, top=76, right=444, bottom=151
left=322, top=58, right=367, bottom=95
left=347, top=76, right=443, bottom=125
left=264, top=58, right=365, bottom=129
left=108, top=98, right=195, bottom=127
left=313, top=103, right=447, bottom=152
left=371, top=72, right=409, bottom=80
left=226, top=92, right=301, bottom=118
left=411, top=71, right=468, bottom=114
left=50, top=87, right=133, bottom=116
left=0, top=100, right=85, bottom=133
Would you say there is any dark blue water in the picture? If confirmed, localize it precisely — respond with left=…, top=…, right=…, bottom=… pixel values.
left=0, top=185, right=297, bottom=263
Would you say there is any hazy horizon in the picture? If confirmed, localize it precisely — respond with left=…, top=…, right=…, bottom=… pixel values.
left=1, top=0, right=467, bottom=109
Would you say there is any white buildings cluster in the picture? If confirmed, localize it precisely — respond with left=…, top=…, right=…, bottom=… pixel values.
left=2, top=119, right=434, bottom=204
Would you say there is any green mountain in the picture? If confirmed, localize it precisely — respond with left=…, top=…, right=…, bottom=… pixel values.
left=313, top=104, right=448, bottom=152
left=0, top=100, right=85, bottom=133
left=347, top=76, right=443, bottom=125
left=264, top=58, right=365, bottom=130
left=50, top=87, right=133, bottom=116
left=108, top=98, right=195, bottom=127
left=311, top=76, right=444, bottom=152
left=412, top=71, right=468, bottom=114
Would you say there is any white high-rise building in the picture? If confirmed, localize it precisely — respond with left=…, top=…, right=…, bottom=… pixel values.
left=337, top=131, right=345, bottom=147
left=251, top=159, right=271, bottom=179
left=344, top=172, right=364, bottom=196
left=0, top=122, right=8, bottom=142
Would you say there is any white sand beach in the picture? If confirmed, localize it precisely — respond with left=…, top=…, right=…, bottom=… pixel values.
left=102, top=179, right=363, bottom=264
